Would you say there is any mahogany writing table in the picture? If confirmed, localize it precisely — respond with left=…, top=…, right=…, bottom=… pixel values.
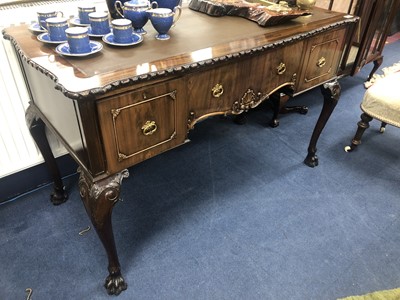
left=3, top=7, right=357, bottom=295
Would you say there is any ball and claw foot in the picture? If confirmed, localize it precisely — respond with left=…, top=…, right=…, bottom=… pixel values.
left=304, top=154, right=319, bottom=168
left=50, top=186, right=68, bottom=205
left=105, top=273, right=127, bottom=295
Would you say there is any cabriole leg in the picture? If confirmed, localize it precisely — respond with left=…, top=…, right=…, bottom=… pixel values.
left=25, top=104, right=68, bottom=205
left=78, top=168, right=129, bottom=295
left=304, top=80, right=341, bottom=167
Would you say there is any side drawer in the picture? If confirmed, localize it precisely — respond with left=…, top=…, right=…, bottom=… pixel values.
left=187, top=41, right=303, bottom=127
left=97, top=79, right=187, bottom=173
left=296, top=28, right=347, bottom=92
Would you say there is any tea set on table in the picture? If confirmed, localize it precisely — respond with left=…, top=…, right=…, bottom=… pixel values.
left=29, top=0, right=182, bottom=57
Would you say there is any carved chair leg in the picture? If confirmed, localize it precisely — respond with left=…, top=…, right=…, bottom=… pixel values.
left=270, top=92, right=308, bottom=128
left=78, top=168, right=129, bottom=295
left=367, top=57, right=383, bottom=82
left=344, top=113, right=373, bottom=152
left=25, top=105, right=67, bottom=205
left=380, top=122, right=387, bottom=133
left=304, top=80, right=341, bottom=167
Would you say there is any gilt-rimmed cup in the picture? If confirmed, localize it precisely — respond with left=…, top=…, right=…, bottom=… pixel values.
left=111, top=18, right=133, bottom=43
left=46, top=17, right=68, bottom=41
left=78, top=4, right=96, bottom=24
left=65, top=27, right=91, bottom=53
left=89, top=12, right=110, bottom=35
left=37, top=9, right=63, bottom=30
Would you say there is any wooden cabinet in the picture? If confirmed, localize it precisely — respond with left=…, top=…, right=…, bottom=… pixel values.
left=316, top=0, right=400, bottom=79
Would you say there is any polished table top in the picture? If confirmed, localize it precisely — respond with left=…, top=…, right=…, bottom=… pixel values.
left=3, top=6, right=356, bottom=98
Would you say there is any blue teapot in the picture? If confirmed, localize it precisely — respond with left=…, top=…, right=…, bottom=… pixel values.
left=154, top=0, right=181, bottom=10
left=106, top=0, right=129, bottom=19
left=114, top=0, right=158, bottom=34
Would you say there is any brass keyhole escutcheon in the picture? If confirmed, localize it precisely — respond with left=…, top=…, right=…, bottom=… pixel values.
left=141, top=120, right=157, bottom=136
left=212, top=83, right=224, bottom=98
left=277, top=62, right=286, bottom=75
left=317, top=57, right=326, bottom=68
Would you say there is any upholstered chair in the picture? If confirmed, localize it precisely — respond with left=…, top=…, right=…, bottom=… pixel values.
left=345, top=71, right=400, bottom=152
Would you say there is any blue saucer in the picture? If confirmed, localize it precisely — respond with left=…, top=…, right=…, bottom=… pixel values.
left=102, top=32, right=143, bottom=47
left=55, top=41, right=103, bottom=57
left=70, top=17, right=90, bottom=27
left=37, top=32, right=67, bottom=44
left=28, top=22, right=46, bottom=34
left=87, top=26, right=111, bottom=38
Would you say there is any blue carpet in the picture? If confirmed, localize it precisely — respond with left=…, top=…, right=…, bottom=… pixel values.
left=1, top=41, right=399, bottom=300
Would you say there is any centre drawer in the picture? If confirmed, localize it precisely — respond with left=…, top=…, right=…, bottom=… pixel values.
left=186, top=41, right=303, bottom=126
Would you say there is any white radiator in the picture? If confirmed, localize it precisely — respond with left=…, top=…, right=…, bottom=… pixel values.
left=0, top=0, right=106, bottom=178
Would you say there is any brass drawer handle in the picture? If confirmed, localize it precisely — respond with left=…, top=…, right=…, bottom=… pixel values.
left=317, top=57, right=326, bottom=68
left=141, top=120, right=157, bottom=136
left=212, top=83, right=224, bottom=98
left=277, top=62, right=286, bottom=75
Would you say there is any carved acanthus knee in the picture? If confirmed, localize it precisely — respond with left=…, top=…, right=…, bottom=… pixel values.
left=78, top=168, right=129, bottom=225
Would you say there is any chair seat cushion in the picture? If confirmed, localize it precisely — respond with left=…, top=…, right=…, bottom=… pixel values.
left=361, top=72, right=400, bottom=128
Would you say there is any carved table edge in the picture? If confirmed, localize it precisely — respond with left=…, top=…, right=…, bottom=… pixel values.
left=2, top=17, right=358, bottom=101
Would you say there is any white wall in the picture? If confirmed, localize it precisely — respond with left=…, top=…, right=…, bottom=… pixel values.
left=0, top=0, right=106, bottom=178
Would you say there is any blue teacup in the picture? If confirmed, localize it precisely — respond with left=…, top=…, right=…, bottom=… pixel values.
left=111, top=19, right=133, bottom=44
left=46, top=17, right=68, bottom=41
left=89, top=12, right=110, bottom=35
left=37, top=9, right=63, bottom=30
left=78, top=4, right=96, bottom=24
left=148, top=7, right=181, bottom=40
left=65, top=27, right=91, bottom=53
